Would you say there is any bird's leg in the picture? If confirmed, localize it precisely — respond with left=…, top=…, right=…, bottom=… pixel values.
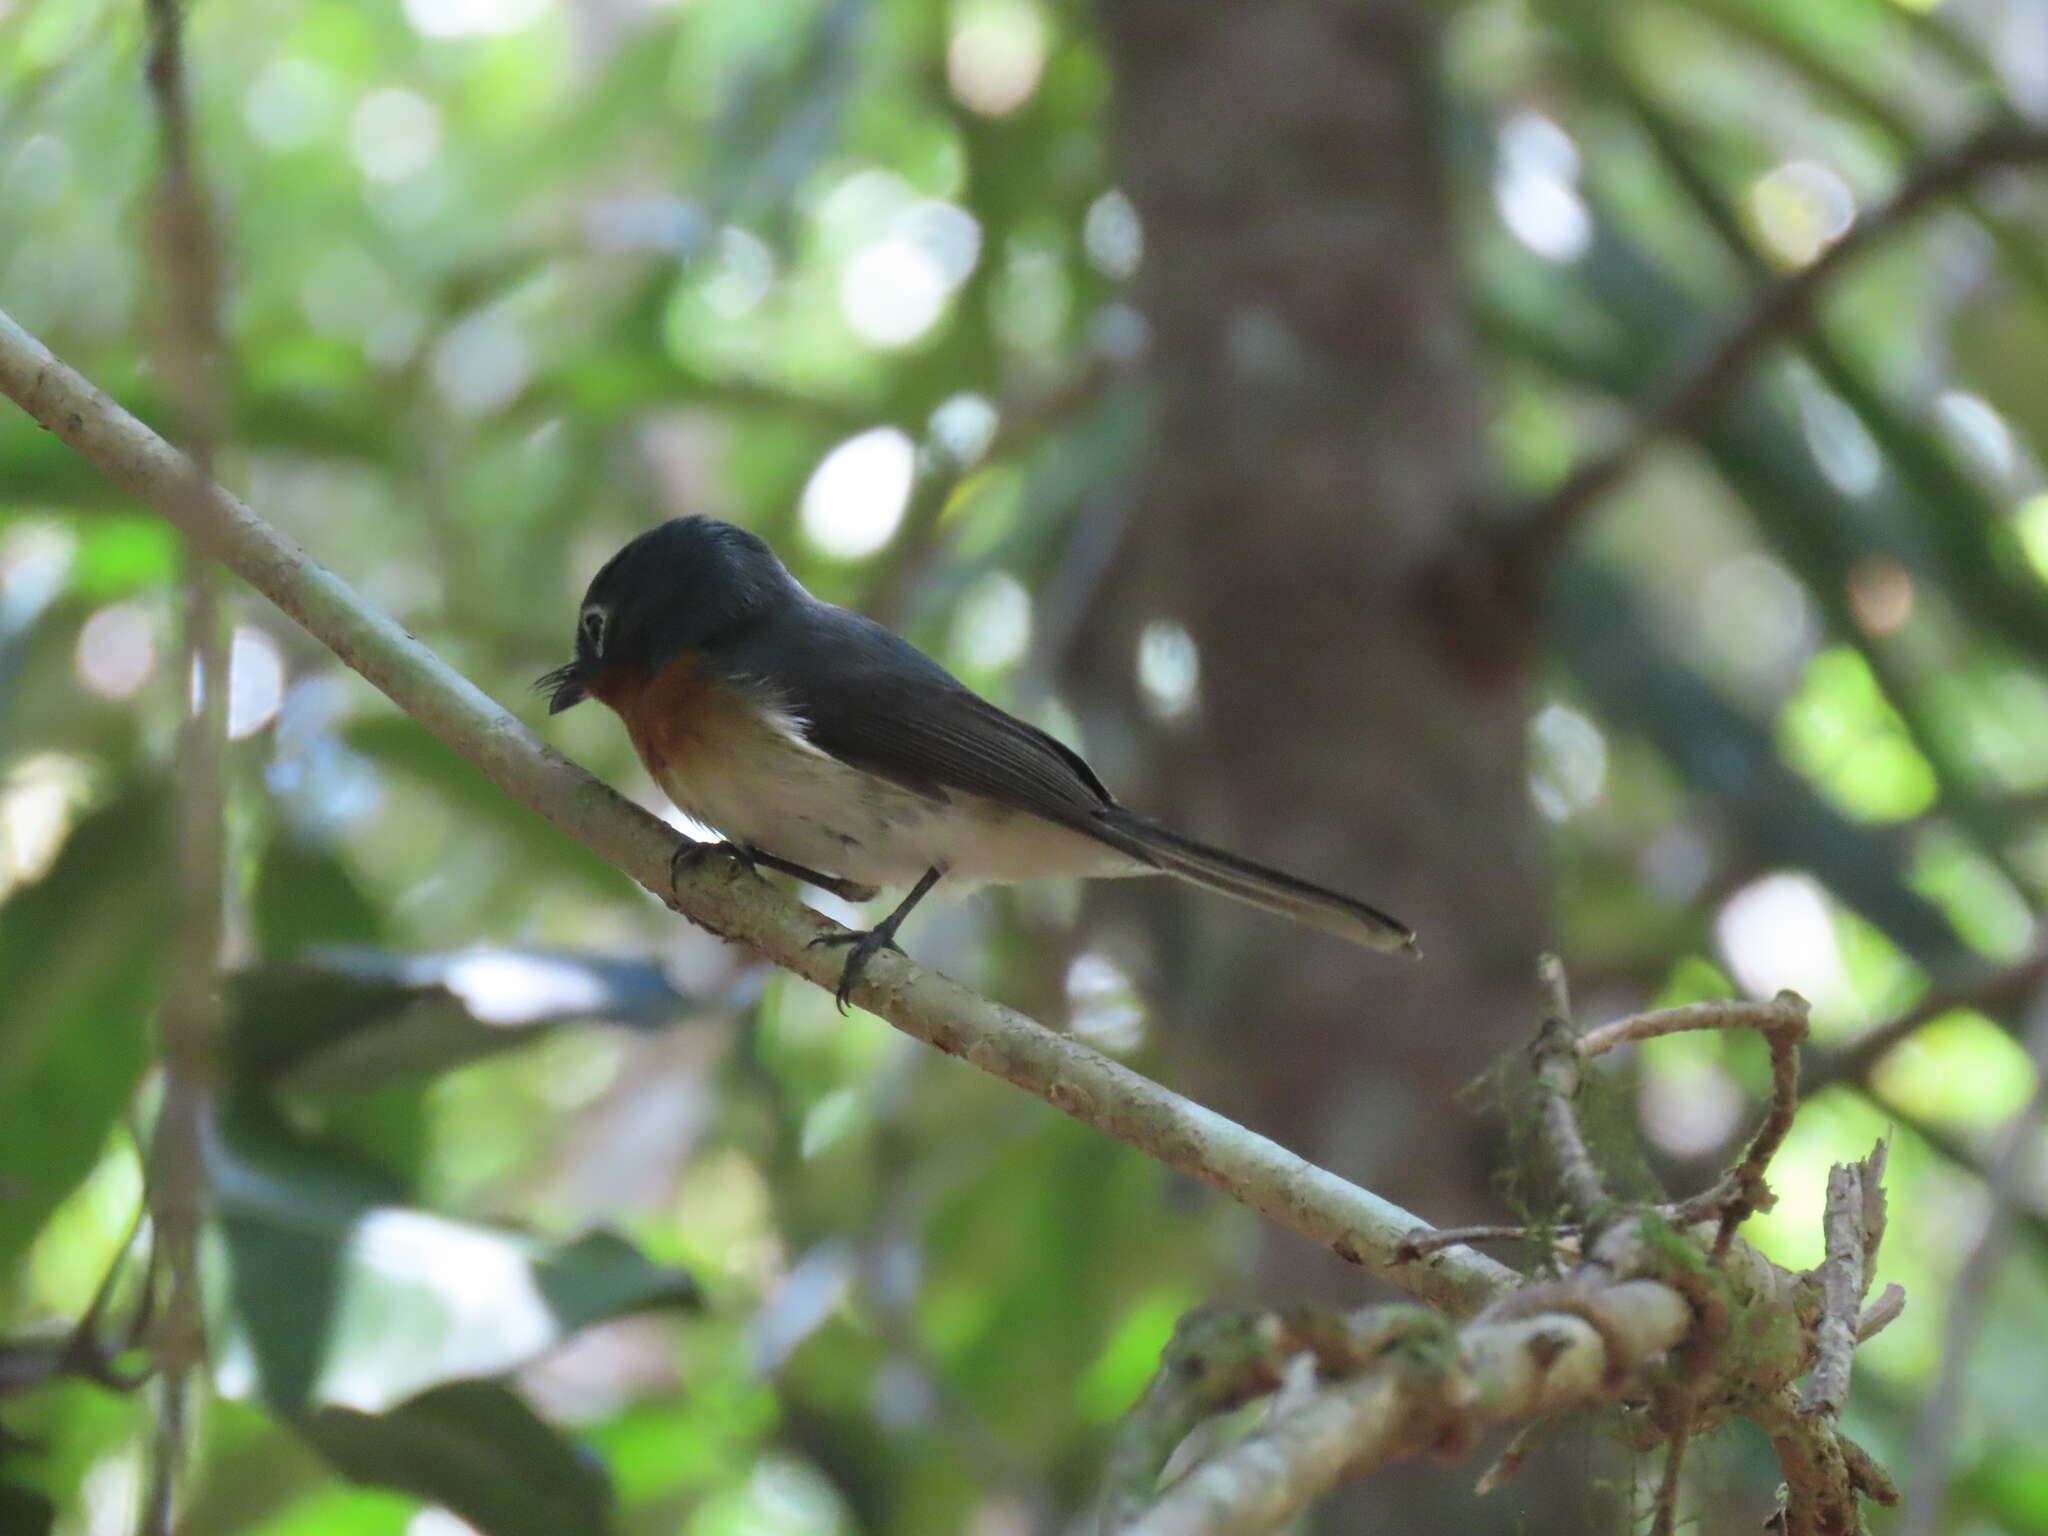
left=739, top=845, right=879, bottom=904
left=809, top=865, right=943, bottom=1012
left=668, top=840, right=877, bottom=905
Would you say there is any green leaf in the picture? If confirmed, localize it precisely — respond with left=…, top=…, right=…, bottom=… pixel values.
left=0, top=1379, right=135, bottom=1529
left=70, top=515, right=178, bottom=598
left=1076, top=1287, right=1199, bottom=1423
left=227, top=946, right=702, bottom=1094
left=1779, top=647, right=1937, bottom=822
left=240, top=1486, right=414, bottom=1536
left=1869, top=1008, right=2037, bottom=1127
left=0, top=789, right=171, bottom=1265
left=250, top=832, right=384, bottom=960
left=209, top=1115, right=700, bottom=1415
left=297, top=1381, right=613, bottom=1536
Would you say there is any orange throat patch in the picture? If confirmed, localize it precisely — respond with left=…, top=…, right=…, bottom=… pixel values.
left=596, top=653, right=782, bottom=806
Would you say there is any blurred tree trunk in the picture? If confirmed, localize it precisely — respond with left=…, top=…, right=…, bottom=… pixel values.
left=1079, top=1, right=1575, bottom=1526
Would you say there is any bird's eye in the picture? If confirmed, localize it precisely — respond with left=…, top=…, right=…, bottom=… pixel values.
left=580, top=607, right=608, bottom=657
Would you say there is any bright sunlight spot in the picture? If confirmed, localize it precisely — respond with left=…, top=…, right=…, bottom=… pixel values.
left=1749, top=160, right=1855, bottom=266
left=947, top=0, right=1048, bottom=118
left=841, top=201, right=981, bottom=348
left=842, top=239, right=950, bottom=347
left=800, top=429, right=917, bottom=559
left=1529, top=703, right=1607, bottom=821
left=1083, top=189, right=1142, bottom=279
left=350, top=88, right=442, bottom=183
left=444, top=949, right=611, bottom=1026
left=1494, top=111, right=1589, bottom=262
left=1936, top=390, right=2016, bottom=478
left=1066, top=952, right=1145, bottom=1054
left=1135, top=619, right=1199, bottom=722
left=929, top=392, right=999, bottom=465
left=75, top=602, right=156, bottom=699
left=0, top=754, right=92, bottom=897
left=1716, top=872, right=1856, bottom=1018
left=404, top=0, right=549, bottom=38
left=228, top=626, right=287, bottom=739
left=950, top=571, right=1032, bottom=671
left=1637, top=1058, right=1746, bottom=1158
left=0, top=521, right=74, bottom=635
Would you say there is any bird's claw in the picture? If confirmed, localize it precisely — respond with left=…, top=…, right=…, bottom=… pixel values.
left=808, top=927, right=901, bottom=1013
left=669, top=839, right=755, bottom=896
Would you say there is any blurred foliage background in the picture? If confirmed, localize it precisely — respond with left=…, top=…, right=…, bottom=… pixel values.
left=5, top=0, right=2048, bottom=1531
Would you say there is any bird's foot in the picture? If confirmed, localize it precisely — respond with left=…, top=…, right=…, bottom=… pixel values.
left=807, top=927, right=902, bottom=1013
left=802, top=866, right=939, bottom=1011
left=669, top=839, right=756, bottom=897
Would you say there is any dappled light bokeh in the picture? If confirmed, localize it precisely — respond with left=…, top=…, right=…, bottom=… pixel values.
left=6, top=0, right=2048, bottom=1532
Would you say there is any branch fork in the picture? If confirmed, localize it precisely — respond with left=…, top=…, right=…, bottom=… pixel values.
left=1101, top=961, right=1900, bottom=1536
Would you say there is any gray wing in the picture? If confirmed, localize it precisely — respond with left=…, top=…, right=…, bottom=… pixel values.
left=716, top=604, right=1124, bottom=837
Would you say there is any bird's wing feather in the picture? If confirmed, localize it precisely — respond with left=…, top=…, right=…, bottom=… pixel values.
left=715, top=605, right=1116, bottom=829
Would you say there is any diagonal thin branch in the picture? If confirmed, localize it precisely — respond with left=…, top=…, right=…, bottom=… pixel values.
left=0, top=306, right=1517, bottom=1318
left=1511, top=121, right=2048, bottom=564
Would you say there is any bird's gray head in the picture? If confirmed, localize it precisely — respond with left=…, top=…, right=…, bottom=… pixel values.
left=537, top=516, right=796, bottom=713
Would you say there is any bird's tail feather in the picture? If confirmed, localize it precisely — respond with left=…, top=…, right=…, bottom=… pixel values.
left=1093, top=808, right=1417, bottom=956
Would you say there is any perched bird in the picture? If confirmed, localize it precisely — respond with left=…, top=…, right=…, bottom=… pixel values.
left=540, top=517, right=1415, bottom=1007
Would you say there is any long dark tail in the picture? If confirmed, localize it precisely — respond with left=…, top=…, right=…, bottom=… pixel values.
left=1093, top=808, right=1418, bottom=956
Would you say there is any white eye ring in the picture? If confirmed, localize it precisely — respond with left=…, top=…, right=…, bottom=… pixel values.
left=580, top=606, right=608, bottom=658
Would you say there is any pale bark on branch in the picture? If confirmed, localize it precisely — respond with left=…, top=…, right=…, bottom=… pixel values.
left=1119, top=1280, right=1692, bottom=1536
left=0, top=306, right=1516, bottom=1317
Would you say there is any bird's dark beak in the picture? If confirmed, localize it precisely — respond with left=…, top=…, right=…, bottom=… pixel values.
left=535, top=662, right=588, bottom=714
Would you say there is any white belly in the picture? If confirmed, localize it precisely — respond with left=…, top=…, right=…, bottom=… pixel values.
left=652, top=727, right=1146, bottom=890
